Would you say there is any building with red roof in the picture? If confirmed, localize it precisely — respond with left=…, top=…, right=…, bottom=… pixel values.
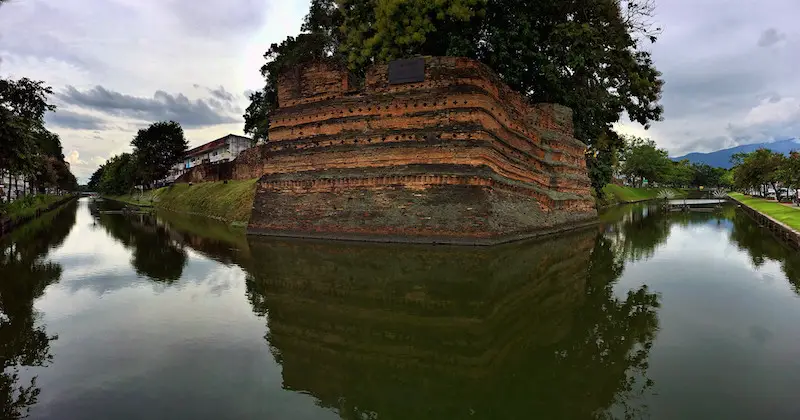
left=164, top=134, right=252, bottom=183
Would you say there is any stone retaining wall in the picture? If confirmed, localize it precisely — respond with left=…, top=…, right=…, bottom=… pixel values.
left=730, top=196, right=800, bottom=249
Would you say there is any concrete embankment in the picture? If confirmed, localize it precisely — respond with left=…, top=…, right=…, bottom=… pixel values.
left=729, top=195, right=800, bottom=249
left=0, top=195, right=77, bottom=238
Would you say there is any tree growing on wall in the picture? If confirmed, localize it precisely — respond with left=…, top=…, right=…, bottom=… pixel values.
left=244, top=0, right=663, bottom=195
left=130, top=121, right=187, bottom=187
left=337, top=0, right=664, bottom=194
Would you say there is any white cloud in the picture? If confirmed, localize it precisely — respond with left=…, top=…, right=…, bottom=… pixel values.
left=0, top=0, right=310, bottom=182
left=742, top=97, right=800, bottom=126
left=612, top=0, right=800, bottom=155
left=65, top=150, right=86, bottom=166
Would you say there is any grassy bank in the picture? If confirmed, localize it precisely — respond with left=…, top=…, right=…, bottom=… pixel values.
left=108, top=179, right=258, bottom=224
left=0, top=194, right=70, bottom=222
left=729, top=192, right=800, bottom=232
left=600, top=184, right=686, bottom=206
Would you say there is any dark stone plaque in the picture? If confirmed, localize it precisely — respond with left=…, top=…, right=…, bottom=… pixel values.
left=388, top=58, right=425, bottom=84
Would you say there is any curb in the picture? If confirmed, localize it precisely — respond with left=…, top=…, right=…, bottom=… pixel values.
left=728, top=195, right=800, bottom=249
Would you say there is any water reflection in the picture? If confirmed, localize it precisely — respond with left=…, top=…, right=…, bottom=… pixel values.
left=0, top=200, right=77, bottom=419
left=604, top=203, right=672, bottom=262
left=8, top=199, right=800, bottom=419
left=90, top=201, right=188, bottom=283
left=727, top=209, right=800, bottom=293
left=244, top=226, right=661, bottom=419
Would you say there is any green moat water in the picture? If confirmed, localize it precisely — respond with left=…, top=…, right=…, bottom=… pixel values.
left=3, top=197, right=800, bottom=419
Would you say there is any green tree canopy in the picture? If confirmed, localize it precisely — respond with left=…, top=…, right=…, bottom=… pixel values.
left=98, top=153, right=139, bottom=196
left=619, top=136, right=670, bottom=187
left=1, top=77, right=77, bottom=198
left=690, top=163, right=726, bottom=188
left=130, top=121, right=187, bottom=186
left=0, top=78, right=55, bottom=179
left=664, top=159, right=693, bottom=188
left=777, top=151, right=800, bottom=193
left=732, top=148, right=786, bottom=199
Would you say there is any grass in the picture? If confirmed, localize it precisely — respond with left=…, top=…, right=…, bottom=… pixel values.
left=108, top=179, right=258, bottom=223
left=601, top=184, right=686, bottom=205
left=729, top=192, right=800, bottom=232
left=0, top=194, right=70, bottom=222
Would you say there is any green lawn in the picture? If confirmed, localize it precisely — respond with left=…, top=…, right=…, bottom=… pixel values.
left=108, top=179, right=258, bottom=224
left=601, top=184, right=685, bottom=204
left=729, top=192, right=800, bottom=232
left=0, top=194, right=70, bottom=222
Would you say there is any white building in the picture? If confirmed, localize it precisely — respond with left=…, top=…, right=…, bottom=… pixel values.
left=1, top=173, right=48, bottom=202
left=165, top=134, right=252, bottom=183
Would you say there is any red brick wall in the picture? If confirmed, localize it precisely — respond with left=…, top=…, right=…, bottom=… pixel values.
left=278, top=61, right=352, bottom=108
left=189, top=56, right=597, bottom=242
left=264, top=56, right=592, bottom=200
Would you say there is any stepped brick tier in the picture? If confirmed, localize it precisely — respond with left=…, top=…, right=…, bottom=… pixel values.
left=247, top=56, right=597, bottom=244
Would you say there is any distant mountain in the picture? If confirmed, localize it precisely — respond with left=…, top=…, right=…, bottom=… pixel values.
left=671, top=138, right=800, bottom=169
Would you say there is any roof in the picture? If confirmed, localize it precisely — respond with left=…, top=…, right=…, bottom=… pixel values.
left=185, top=134, right=252, bottom=158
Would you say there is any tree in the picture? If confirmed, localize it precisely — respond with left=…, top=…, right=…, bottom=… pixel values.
left=130, top=121, right=187, bottom=187
left=243, top=0, right=343, bottom=144
left=777, top=151, right=800, bottom=198
left=731, top=148, right=786, bottom=199
left=690, top=163, right=725, bottom=188
left=664, top=159, right=694, bottom=188
left=243, top=0, right=345, bottom=143
left=750, top=148, right=784, bottom=200
left=88, top=165, right=105, bottom=192
left=98, top=153, right=139, bottom=195
left=619, top=136, right=670, bottom=187
left=0, top=78, right=56, bottom=196
left=339, top=0, right=483, bottom=69
left=719, top=169, right=734, bottom=189
left=0, top=77, right=77, bottom=199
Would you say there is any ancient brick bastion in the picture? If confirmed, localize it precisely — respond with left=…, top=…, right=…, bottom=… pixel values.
left=193, top=57, right=597, bottom=244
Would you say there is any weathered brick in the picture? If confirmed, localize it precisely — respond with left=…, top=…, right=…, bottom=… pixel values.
left=186, top=56, right=597, bottom=243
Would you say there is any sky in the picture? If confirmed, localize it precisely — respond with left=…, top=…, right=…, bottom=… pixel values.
left=1, top=0, right=798, bottom=182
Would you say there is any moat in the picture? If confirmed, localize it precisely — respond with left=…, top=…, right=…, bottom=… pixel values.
left=3, top=197, right=800, bottom=419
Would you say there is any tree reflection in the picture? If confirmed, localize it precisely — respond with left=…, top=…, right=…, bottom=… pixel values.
left=0, top=200, right=77, bottom=418
left=153, top=211, right=251, bottom=266
left=728, top=211, right=800, bottom=293
left=94, top=209, right=187, bottom=283
left=244, top=227, right=661, bottom=420
left=604, top=204, right=672, bottom=262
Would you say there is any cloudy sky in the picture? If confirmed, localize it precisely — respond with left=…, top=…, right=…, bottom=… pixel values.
left=1, top=0, right=798, bottom=181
